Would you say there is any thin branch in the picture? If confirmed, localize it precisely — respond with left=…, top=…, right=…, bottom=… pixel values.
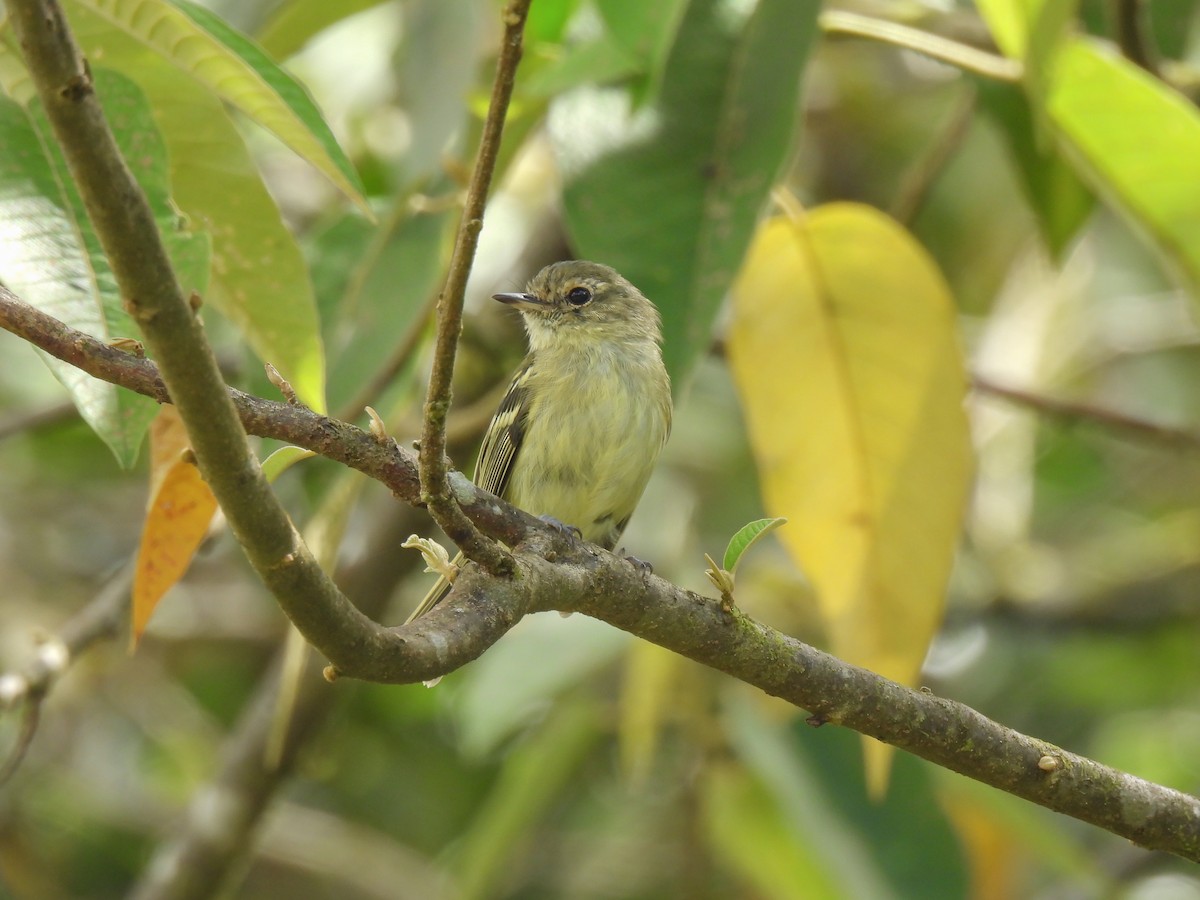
left=4, top=287, right=1200, bottom=862
left=1109, top=0, right=1158, bottom=76
left=890, top=86, right=977, bottom=226
left=417, top=0, right=532, bottom=579
left=973, top=375, right=1200, bottom=451
left=819, top=10, right=1022, bottom=82
left=0, top=560, right=130, bottom=784
left=0, top=398, right=77, bottom=441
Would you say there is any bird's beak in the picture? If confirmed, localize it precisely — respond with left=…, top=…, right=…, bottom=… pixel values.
left=493, top=291, right=548, bottom=313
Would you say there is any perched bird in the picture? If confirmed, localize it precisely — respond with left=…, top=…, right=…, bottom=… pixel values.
left=406, top=260, right=672, bottom=622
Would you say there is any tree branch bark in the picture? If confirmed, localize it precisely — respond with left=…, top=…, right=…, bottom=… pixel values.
left=2, top=285, right=1199, bottom=862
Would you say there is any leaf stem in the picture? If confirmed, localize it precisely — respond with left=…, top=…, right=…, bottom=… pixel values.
left=820, top=10, right=1022, bottom=82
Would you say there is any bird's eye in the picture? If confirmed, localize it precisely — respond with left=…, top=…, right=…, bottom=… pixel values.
left=566, top=286, right=592, bottom=306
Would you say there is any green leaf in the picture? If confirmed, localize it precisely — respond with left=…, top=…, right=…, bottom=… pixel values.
left=453, top=614, right=628, bottom=759
left=70, top=0, right=366, bottom=210
left=975, top=0, right=1079, bottom=66
left=0, top=67, right=208, bottom=467
left=451, top=701, right=603, bottom=900
left=255, top=0, right=390, bottom=60
left=1047, top=38, right=1200, bottom=295
left=65, top=5, right=327, bottom=410
left=596, top=0, right=687, bottom=64
left=701, top=763, right=840, bottom=900
left=975, top=0, right=1080, bottom=149
left=555, top=0, right=819, bottom=392
left=725, top=699, right=970, bottom=899
left=520, top=34, right=641, bottom=100
left=596, top=0, right=688, bottom=105
left=524, top=0, right=582, bottom=44
left=261, top=445, right=315, bottom=482
left=722, top=516, right=787, bottom=574
left=309, top=198, right=450, bottom=414
left=975, top=78, right=1093, bottom=257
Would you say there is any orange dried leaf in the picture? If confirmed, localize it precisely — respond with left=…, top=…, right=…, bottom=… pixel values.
left=132, top=407, right=218, bottom=647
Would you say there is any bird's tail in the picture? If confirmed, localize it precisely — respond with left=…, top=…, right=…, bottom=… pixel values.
left=404, top=551, right=463, bottom=624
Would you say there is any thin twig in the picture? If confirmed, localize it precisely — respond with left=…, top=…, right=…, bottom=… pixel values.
left=819, top=10, right=1022, bottom=82
left=972, top=375, right=1200, bottom=450
left=0, top=561, right=130, bottom=784
left=1109, top=0, right=1158, bottom=76
left=0, top=399, right=77, bottom=442
left=890, top=86, right=977, bottom=226
left=417, top=0, right=532, bottom=578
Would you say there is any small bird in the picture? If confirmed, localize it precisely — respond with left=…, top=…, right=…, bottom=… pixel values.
left=406, top=260, right=672, bottom=622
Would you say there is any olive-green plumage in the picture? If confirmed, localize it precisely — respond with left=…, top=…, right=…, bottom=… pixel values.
left=407, top=260, right=672, bottom=622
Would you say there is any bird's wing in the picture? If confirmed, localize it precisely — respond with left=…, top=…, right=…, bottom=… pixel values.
left=474, top=355, right=534, bottom=499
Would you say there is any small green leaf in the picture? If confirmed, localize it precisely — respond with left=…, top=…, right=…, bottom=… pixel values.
left=703, top=551, right=735, bottom=599
left=261, top=445, right=315, bottom=482
left=722, top=517, right=787, bottom=575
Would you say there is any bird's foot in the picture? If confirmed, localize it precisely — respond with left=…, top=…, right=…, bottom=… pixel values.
left=539, top=515, right=582, bottom=540
left=622, top=552, right=653, bottom=575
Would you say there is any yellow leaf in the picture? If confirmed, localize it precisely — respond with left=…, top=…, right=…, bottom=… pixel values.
left=939, top=790, right=1022, bottom=900
left=617, top=640, right=681, bottom=784
left=729, top=203, right=972, bottom=791
left=132, top=407, right=218, bottom=646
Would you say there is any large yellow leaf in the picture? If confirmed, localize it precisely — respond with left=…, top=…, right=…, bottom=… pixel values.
left=729, top=203, right=972, bottom=790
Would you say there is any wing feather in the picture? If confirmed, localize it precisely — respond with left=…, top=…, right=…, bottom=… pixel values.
left=474, top=356, right=534, bottom=499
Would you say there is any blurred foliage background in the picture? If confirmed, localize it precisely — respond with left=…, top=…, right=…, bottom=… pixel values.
left=2, top=0, right=1200, bottom=897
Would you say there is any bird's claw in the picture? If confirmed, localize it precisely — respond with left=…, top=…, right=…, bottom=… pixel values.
left=539, top=515, right=582, bottom=540
left=623, top=553, right=653, bottom=575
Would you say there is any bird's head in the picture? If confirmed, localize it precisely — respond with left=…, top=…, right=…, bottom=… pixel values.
left=493, top=260, right=662, bottom=350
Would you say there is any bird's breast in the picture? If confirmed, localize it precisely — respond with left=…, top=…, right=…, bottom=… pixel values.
left=504, top=344, right=669, bottom=547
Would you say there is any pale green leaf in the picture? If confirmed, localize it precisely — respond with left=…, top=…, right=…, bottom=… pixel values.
left=975, top=0, right=1078, bottom=67
left=70, top=0, right=366, bottom=210
left=0, top=67, right=208, bottom=467
left=255, top=0, right=390, bottom=59
left=617, top=640, right=681, bottom=783
left=67, top=5, right=328, bottom=410
left=451, top=702, right=602, bottom=900
left=453, top=614, right=628, bottom=759
left=1047, top=38, right=1200, bottom=295
left=261, top=445, right=315, bottom=482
